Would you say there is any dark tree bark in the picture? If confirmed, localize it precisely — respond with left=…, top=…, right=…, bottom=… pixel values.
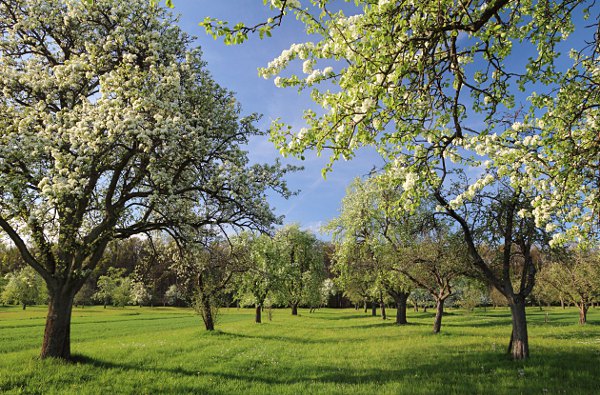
left=255, top=304, right=262, bottom=323
left=432, top=298, right=445, bottom=334
left=363, top=299, right=368, bottom=313
left=507, top=297, right=529, bottom=360
left=22, top=303, right=26, bottom=310
left=371, top=301, right=377, bottom=316
left=40, top=290, right=75, bottom=360
left=394, top=293, right=409, bottom=325
left=291, top=302, right=299, bottom=316
left=200, top=292, right=214, bottom=331
left=434, top=190, right=537, bottom=360
left=579, top=301, right=588, bottom=325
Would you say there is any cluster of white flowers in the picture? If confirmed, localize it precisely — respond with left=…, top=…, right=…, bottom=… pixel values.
left=449, top=173, right=495, bottom=210
left=402, top=172, right=418, bottom=191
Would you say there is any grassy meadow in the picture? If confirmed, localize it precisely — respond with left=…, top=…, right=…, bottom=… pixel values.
left=1, top=305, right=599, bottom=394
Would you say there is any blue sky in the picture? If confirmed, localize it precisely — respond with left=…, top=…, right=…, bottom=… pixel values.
left=171, top=2, right=595, bottom=239
left=173, top=2, right=381, bottom=237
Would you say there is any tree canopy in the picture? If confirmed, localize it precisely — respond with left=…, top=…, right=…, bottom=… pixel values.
left=0, top=0, right=292, bottom=359
left=202, top=0, right=599, bottom=243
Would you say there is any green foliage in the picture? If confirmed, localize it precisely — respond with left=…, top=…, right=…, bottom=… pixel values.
left=1, top=306, right=600, bottom=393
left=232, top=232, right=281, bottom=307
left=536, top=247, right=600, bottom=309
left=1, top=267, right=46, bottom=307
left=112, top=277, right=133, bottom=307
left=94, top=268, right=130, bottom=307
left=454, top=278, right=488, bottom=312
left=202, top=0, right=599, bottom=241
left=164, top=284, right=183, bottom=306
left=272, top=224, right=326, bottom=309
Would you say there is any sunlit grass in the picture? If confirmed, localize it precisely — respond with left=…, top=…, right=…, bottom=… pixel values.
left=1, top=305, right=599, bottom=394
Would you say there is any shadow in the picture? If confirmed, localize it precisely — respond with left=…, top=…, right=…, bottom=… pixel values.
left=349, top=321, right=427, bottom=330
left=70, top=315, right=191, bottom=327
left=302, top=313, right=374, bottom=321
left=67, top=347, right=600, bottom=394
left=215, top=331, right=361, bottom=345
left=445, top=318, right=514, bottom=328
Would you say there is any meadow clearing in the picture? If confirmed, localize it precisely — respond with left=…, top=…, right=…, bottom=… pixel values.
left=1, top=306, right=599, bottom=394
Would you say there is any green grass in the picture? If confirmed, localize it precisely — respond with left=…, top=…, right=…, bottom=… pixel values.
left=1, top=305, right=599, bottom=394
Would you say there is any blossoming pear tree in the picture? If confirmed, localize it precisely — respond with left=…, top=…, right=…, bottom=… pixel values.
left=0, top=0, right=293, bottom=360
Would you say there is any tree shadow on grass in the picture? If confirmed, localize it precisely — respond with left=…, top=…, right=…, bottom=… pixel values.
left=301, top=313, right=374, bottom=321
left=214, top=331, right=365, bottom=345
left=69, top=348, right=600, bottom=394
left=444, top=318, right=514, bottom=328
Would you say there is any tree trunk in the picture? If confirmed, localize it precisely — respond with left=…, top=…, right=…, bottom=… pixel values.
left=432, top=298, right=445, bottom=334
left=363, top=299, right=368, bottom=313
left=579, top=301, right=588, bottom=325
left=422, top=304, right=427, bottom=313
left=201, top=293, right=214, bottom=331
left=40, top=290, right=74, bottom=360
left=371, top=301, right=377, bottom=316
left=560, top=298, right=565, bottom=309
left=507, top=297, right=529, bottom=360
left=291, top=302, right=298, bottom=316
left=380, top=292, right=387, bottom=320
left=395, top=293, right=408, bottom=325
left=255, top=304, right=262, bottom=323
left=22, top=303, right=26, bottom=310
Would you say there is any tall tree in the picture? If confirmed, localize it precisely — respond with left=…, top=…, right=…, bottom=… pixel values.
left=0, top=0, right=291, bottom=359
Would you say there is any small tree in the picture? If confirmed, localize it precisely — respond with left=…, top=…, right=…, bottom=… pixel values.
left=164, top=284, right=183, bottom=306
left=112, top=277, right=133, bottom=308
left=94, top=268, right=123, bottom=308
left=170, top=234, right=242, bottom=331
left=537, top=247, right=600, bottom=324
left=233, top=232, right=281, bottom=323
left=274, top=225, right=326, bottom=315
left=130, top=281, right=151, bottom=307
left=1, top=267, right=46, bottom=309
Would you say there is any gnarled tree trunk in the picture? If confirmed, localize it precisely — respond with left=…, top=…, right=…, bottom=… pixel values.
left=432, top=298, right=445, bottom=334
left=291, top=302, right=299, bottom=316
left=41, top=289, right=75, bottom=360
left=200, top=293, right=214, bottom=331
left=507, top=297, right=529, bottom=360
